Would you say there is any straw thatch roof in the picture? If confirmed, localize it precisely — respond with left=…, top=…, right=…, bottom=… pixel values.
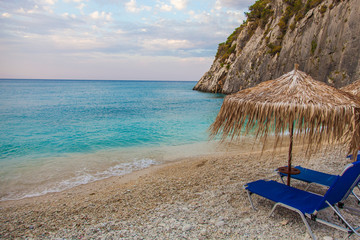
left=211, top=67, right=360, bottom=157
left=341, top=79, right=360, bottom=97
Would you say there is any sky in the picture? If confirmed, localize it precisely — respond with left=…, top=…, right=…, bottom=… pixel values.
left=0, top=0, right=255, bottom=81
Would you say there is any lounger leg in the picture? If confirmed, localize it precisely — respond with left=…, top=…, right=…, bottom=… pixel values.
left=325, top=201, right=360, bottom=236
left=279, top=175, right=286, bottom=185
left=246, top=190, right=256, bottom=210
left=299, top=213, right=316, bottom=240
left=269, top=203, right=316, bottom=239
left=342, top=205, right=360, bottom=217
left=352, top=185, right=360, bottom=204
left=269, top=203, right=280, bottom=217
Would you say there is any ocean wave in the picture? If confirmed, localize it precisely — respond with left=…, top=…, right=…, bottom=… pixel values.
left=0, top=158, right=157, bottom=201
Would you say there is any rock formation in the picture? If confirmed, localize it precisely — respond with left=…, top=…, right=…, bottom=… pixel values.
left=193, top=0, right=360, bottom=94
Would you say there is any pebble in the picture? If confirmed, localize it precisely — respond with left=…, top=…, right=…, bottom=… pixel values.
left=323, top=237, right=333, bottom=240
left=182, top=224, right=192, bottom=231
left=215, top=220, right=225, bottom=227
left=200, top=228, right=207, bottom=235
left=280, top=219, right=289, bottom=225
left=1, top=146, right=356, bottom=240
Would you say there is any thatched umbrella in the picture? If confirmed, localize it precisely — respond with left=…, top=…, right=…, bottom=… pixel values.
left=341, top=79, right=360, bottom=97
left=211, top=64, right=360, bottom=186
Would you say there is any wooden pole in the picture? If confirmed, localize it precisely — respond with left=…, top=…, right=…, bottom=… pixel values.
left=287, top=121, right=294, bottom=186
left=286, top=64, right=299, bottom=186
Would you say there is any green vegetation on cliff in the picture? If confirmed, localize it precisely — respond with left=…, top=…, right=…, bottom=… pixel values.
left=216, top=0, right=329, bottom=60
left=216, top=26, right=243, bottom=63
left=267, top=0, right=326, bottom=55
left=216, top=0, right=273, bottom=63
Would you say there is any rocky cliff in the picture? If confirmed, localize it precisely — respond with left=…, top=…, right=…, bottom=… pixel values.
left=193, top=0, right=360, bottom=94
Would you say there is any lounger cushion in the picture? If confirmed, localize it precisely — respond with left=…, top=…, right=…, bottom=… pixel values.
left=245, top=180, right=325, bottom=214
left=279, top=166, right=338, bottom=187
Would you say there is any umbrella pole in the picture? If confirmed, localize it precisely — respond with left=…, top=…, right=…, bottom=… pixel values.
left=287, top=121, right=294, bottom=186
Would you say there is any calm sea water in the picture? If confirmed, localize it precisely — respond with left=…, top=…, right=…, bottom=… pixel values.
left=0, top=79, right=225, bottom=201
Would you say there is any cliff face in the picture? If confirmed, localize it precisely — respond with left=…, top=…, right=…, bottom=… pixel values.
left=193, top=0, right=360, bottom=94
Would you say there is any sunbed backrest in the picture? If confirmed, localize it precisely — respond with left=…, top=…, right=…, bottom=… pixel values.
left=318, top=161, right=360, bottom=209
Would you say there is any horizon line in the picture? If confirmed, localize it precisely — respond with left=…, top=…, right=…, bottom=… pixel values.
left=0, top=78, right=198, bottom=82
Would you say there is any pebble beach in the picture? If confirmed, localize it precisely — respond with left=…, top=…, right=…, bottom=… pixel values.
left=1, top=141, right=359, bottom=240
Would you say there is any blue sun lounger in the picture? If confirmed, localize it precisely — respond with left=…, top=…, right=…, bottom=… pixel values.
left=244, top=161, right=360, bottom=239
left=276, top=164, right=360, bottom=204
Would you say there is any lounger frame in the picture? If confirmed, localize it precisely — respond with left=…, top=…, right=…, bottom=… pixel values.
left=245, top=187, right=360, bottom=240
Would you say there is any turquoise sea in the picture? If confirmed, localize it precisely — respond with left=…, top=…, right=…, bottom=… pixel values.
left=0, top=79, right=225, bottom=201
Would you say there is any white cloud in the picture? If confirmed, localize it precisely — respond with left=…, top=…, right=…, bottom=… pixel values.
left=34, top=0, right=57, bottom=13
left=215, top=0, right=255, bottom=10
left=90, top=11, right=112, bottom=21
left=226, top=10, right=243, bottom=23
left=143, top=38, right=193, bottom=51
left=26, top=5, right=40, bottom=14
left=89, top=11, right=98, bottom=19
left=43, top=5, right=54, bottom=13
left=214, top=0, right=222, bottom=10
left=125, top=0, right=151, bottom=13
left=187, top=11, right=211, bottom=24
left=170, top=0, right=188, bottom=10
left=77, top=3, right=86, bottom=12
left=1, top=12, right=11, bottom=18
left=63, top=0, right=85, bottom=2
left=45, top=0, right=56, bottom=4
left=159, top=3, right=172, bottom=11
left=62, top=0, right=86, bottom=14
left=35, top=0, right=57, bottom=5
left=16, top=8, right=26, bottom=14
left=50, top=31, right=105, bottom=50
left=18, top=0, right=58, bottom=14
left=115, top=29, right=126, bottom=34
left=125, top=0, right=137, bottom=12
left=62, top=12, right=76, bottom=19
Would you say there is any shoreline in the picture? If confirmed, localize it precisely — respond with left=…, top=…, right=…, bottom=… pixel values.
left=0, top=139, right=260, bottom=202
left=0, top=139, right=256, bottom=205
left=1, top=142, right=359, bottom=239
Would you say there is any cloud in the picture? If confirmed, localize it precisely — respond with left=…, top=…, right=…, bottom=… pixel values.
left=215, top=0, right=255, bottom=10
left=125, top=0, right=151, bottom=13
left=51, top=33, right=105, bottom=50
left=26, top=5, right=40, bottom=14
left=32, top=0, right=58, bottom=13
left=77, top=3, right=86, bottom=13
left=157, top=2, right=172, bottom=12
left=90, top=11, right=112, bottom=21
left=11, top=0, right=56, bottom=15
left=1, top=13, right=11, bottom=18
left=61, top=12, right=76, bottom=19
left=142, top=38, right=194, bottom=51
left=63, top=0, right=85, bottom=2
left=187, top=10, right=211, bottom=24
left=35, top=0, right=57, bottom=5
left=0, top=0, right=254, bottom=80
left=170, top=0, right=188, bottom=10
left=0, top=50, right=213, bottom=80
